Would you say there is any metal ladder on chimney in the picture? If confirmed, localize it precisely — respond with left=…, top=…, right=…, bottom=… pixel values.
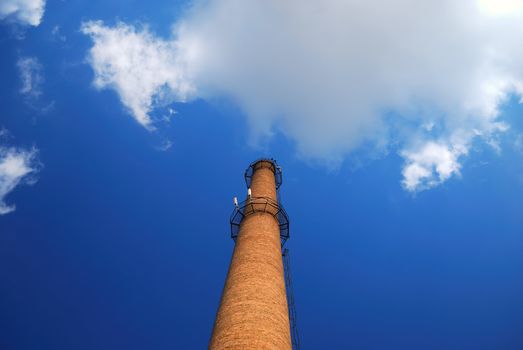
left=283, top=248, right=301, bottom=350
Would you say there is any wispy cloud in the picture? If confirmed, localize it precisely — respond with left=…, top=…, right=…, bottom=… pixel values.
left=17, top=56, right=54, bottom=113
left=51, top=25, right=66, bottom=42
left=0, top=143, right=39, bottom=215
left=0, top=0, right=46, bottom=26
left=17, top=56, right=43, bottom=98
left=82, top=0, right=523, bottom=191
left=155, top=139, right=173, bottom=151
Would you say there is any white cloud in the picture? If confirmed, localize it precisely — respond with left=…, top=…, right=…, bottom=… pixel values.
left=401, top=141, right=468, bottom=192
left=17, top=56, right=43, bottom=98
left=0, top=145, right=39, bottom=215
left=82, top=0, right=523, bottom=190
left=478, top=0, right=523, bottom=16
left=0, top=0, right=46, bottom=26
left=81, top=21, right=196, bottom=129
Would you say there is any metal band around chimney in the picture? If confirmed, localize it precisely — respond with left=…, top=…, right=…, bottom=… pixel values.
left=244, top=158, right=283, bottom=190
left=230, top=196, right=290, bottom=245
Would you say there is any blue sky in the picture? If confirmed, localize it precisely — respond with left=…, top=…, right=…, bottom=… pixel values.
left=1, top=0, right=523, bottom=349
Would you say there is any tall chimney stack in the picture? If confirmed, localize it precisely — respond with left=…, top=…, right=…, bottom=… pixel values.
left=209, top=159, right=292, bottom=349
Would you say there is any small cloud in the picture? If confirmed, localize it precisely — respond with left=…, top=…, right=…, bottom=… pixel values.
left=51, top=25, right=66, bottom=42
left=0, top=0, right=46, bottom=27
left=0, top=143, right=40, bottom=215
left=155, top=139, right=173, bottom=151
left=401, top=140, right=468, bottom=192
left=17, top=56, right=43, bottom=98
left=162, top=108, right=177, bottom=122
